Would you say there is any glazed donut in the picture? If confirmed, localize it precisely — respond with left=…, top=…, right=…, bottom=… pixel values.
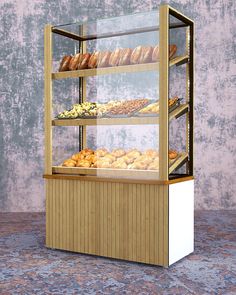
left=88, top=51, right=99, bottom=69
left=130, top=46, right=142, bottom=64
left=169, top=150, right=178, bottom=159
left=78, top=53, right=91, bottom=69
left=69, top=53, right=81, bottom=71
left=169, top=44, right=177, bottom=59
left=59, top=55, right=72, bottom=72
left=98, top=51, right=111, bottom=68
left=109, top=48, right=122, bottom=67
left=139, top=46, right=153, bottom=63
left=152, top=45, right=160, bottom=62
left=118, top=48, right=132, bottom=66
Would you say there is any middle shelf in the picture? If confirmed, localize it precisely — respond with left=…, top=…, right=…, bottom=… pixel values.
left=52, top=103, right=189, bottom=126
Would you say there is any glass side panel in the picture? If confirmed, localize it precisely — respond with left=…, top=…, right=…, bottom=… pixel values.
left=168, top=13, right=190, bottom=178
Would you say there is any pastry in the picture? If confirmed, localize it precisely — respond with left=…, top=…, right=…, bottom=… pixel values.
left=111, top=149, right=126, bottom=158
left=120, top=155, right=135, bottom=164
left=88, top=51, right=99, bottom=68
left=134, top=155, right=153, bottom=165
left=143, top=149, right=159, bottom=158
left=80, top=148, right=94, bottom=156
left=85, top=154, right=97, bottom=163
left=169, top=44, right=177, bottom=59
left=169, top=150, right=178, bottom=159
left=148, top=159, right=159, bottom=170
left=111, top=160, right=127, bottom=169
left=107, top=99, right=149, bottom=116
left=169, top=96, right=178, bottom=107
left=62, top=159, right=76, bottom=167
left=69, top=53, right=81, bottom=71
left=126, top=149, right=141, bottom=159
left=103, top=154, right=116, bottom=163
left=139, top=102, right=159, bottom=114
left=78, top=53, right=91, bottom=69
left=98, top=51, right=111, bottom=68
left=76, top=159, right=91, bottom=168
left=96, top=159, right=111, bottom=168
left=152, top=45, right=159, bottom=62
left=118, top=48, right=132, bottom=66
left=95, top=148, right=108, bottom=157
left=59, top=55, right=72, bottom=72
left=129, top=161, right=147, bottom=170
left=130, top=46, right=142, bottom=64
left=109, top=48, right=122, bottom=66
left=139, top=46, right=153, bottom=63
left=71, top=153, right=85, bottom=161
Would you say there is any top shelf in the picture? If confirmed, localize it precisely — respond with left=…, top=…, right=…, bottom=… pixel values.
left=52, top=55, right=189, bottom=80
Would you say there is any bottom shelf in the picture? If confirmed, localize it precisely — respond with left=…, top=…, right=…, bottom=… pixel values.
left=52, top=152, right=188, bottom=180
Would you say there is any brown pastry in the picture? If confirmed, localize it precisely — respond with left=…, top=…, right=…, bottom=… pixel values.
left=111, top=149, right=126, bottom=158
left=129, top=161, right=147, bottom=170
left=120, top=155, right=135, bottom=164
left=80, top=148, right=94, bottom=156
left=169, top=150, right=178, bottom=159
left=95, top=148, right=108, bottom=157
left=76, top=159, right=91, bottom=168
left=109, top=48, right=122, bottom=67
left=68, top=53, right=81, bottom=71
left=98, top=51, right=111, bottom=68
left=130, top=46, right=142, bottom=64
left=78, top=53, right=91, bottom=69
left=71, top=153, right=84, bottom=161
left=152, top=45, right=160, bottom=62
left=139, top=46, right=153, bottom=63
left=118, top=48, right=132, bottom=66
left=59, top=55, right=72, bottom=72
left=143, top=149, right=159, bottom=158
left=169, top=44, right=177, bottom=59
left=88, top=51, right=99, bottom=69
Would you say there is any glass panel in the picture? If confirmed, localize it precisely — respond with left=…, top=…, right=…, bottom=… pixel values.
left=168, top=13, right=190, bottom=178
left=52, top=10, right=162, bottom=181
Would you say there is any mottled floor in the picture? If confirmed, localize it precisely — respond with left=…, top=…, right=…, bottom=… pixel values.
left=0, top=211, right=235, bottom=295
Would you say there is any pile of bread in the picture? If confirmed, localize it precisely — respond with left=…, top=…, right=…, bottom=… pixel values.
left=138, top=97, right=179, bottom=114
left=58, top=44, right=177, bottom=72
left=62, top=148, right=178, bottom=171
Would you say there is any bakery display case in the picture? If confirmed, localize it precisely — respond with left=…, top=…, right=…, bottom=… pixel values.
left=44, top=5, right=194, bottom=266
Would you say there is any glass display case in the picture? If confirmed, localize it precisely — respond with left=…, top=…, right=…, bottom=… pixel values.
left=44, top=5, right=194, bottom=267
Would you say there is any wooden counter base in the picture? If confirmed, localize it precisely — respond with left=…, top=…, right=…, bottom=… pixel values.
left=45, top=178, right=194, bottom=267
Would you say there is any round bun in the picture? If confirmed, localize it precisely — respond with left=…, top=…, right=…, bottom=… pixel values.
left=111, top=149, right=126, bottom=158
left=88, top=51, right=99, bottom=69
left=139, top=46, right=153, bottom=64
left=169, top=44, right=177, bottom=59
left=152, top=45, right=160, bottom=62
left=95, top=148, right=108, bottom=157
left=78, top=53, right=91, bottom=69
left=118, top=48, right=132, bottom=66
left=109, top=49, right=122, bottom=67
left=130, top=46, right=142, bottom=64
left=169, top=150, right=178, bottom=159
left=76, top=160, right=91, bottom=168
left=143, top=149, right=159, bottom=158
left=69, top=53, right=81, bottom=71
left=59, top=55, right=72, bottom=72
left=98, top=51, right=111, bottom=68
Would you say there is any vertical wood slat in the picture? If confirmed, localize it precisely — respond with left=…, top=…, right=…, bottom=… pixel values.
left=46, top=179, right=169, bottom=266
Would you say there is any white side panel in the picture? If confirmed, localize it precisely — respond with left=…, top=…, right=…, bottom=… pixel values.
left=169, top=180, right=194, bottom=265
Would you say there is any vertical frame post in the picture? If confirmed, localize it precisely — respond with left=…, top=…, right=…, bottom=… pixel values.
left=79, top=25, right=87, bottom=150
left=159, top=5, right=169, bottom=181
left=44, top=24, right=53, bottom=175
left=189, top=23, right=194, bottom=175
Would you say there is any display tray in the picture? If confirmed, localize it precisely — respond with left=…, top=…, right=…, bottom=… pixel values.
left=52, top=152, right=187, bottom=179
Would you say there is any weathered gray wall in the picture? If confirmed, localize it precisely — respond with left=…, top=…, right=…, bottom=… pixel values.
left=0, top=0, right=235, bottom=211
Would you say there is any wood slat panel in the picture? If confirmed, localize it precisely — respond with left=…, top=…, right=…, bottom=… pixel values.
left=46, top=179, right=169, bottom=266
